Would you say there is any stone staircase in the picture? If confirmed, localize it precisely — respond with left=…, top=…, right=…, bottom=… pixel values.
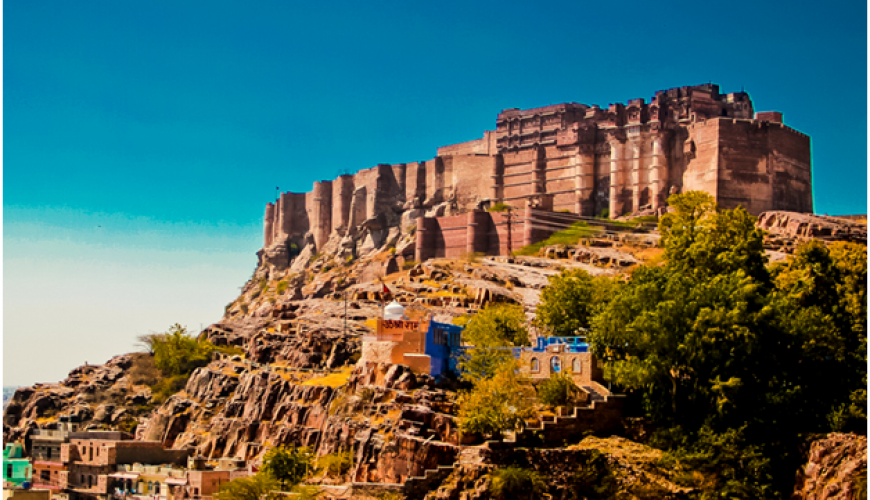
left=517, top=392, right=625, bottom=445
left=403, top=464, right=458, bottom=499
left=580, top=385, right=607, bottom=402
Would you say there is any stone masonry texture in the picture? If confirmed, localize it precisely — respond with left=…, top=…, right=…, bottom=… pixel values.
left=261, top=83, right=812, bottom=255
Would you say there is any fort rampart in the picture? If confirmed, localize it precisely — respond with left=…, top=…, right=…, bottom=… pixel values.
left=260, top=84, right=813, bottom=262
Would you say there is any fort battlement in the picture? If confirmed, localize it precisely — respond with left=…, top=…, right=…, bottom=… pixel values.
left=261, top=83, right=812, bottom=263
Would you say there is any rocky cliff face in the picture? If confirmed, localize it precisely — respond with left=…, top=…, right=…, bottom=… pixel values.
left=7, top=215, right=863, bottom=498
left=792, top=433, right=867, bottom=500
left=3, top=353, right=157, bottom=443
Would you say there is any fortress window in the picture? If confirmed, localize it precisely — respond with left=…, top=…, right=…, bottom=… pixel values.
left=551, top=356, right=561, bottom=372
left=531, top=358, right=539, bottom=372
left=572, top=358, right=581, bottom=373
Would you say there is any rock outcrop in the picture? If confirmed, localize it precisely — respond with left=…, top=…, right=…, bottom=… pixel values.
left=3, top=353, right=157, bottom=443
left=758, top=211, right=867, bottom=251
left=792, top=433, right=867, bottom=500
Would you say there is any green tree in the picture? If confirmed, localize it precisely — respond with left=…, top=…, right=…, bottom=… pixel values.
left=457, top=359, right=536, bottom=438
left=590, top=192, right=777, bottom=427
left=316, top=450, right=353, bottom=479
left=214, top=472, right=280, bottom=500
left=659, top=191, right=767, bottom=282
left=261, top=445, right=314, bottom=491
left=152, top=324, right=215, bottom=377
left=456, top=346, right=515, bottom=382
left=463, top=303, right=529, bottom=347
left=537, top=373, right=578, bottom=408
left=534, top=269, right=616, bottom=337
left=770, top=239, right=868, bottom=432
left=488, top=466, right=547, bottom=500
left=567, top=449, right=618, bottom=499
left=585, top=191, right=869, bottom=497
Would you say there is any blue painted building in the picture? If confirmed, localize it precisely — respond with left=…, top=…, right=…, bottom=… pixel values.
left=530, top=336, right=589, bottom=353
left=425, top=320, right=465, bottom=377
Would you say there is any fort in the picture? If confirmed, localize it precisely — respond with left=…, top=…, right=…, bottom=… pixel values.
left=260, top=84, right=812, bottom=265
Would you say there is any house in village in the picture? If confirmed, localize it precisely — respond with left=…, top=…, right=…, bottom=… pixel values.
left=3, top=442, right=32, bottom=488
left=8, top=415, right=253, bottom=500
left=518, top=336, right=612, bottom=400
left=360, top=301, right=464, bottom=377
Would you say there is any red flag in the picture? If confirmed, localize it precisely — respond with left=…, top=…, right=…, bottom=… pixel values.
left=382, top=284, right=392, bottom=298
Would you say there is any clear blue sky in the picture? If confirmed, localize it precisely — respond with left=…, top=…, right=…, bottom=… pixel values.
left=4, top=0, right=867, bottom=386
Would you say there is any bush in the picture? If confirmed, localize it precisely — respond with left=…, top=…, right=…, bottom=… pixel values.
left=513, top=221, right=599, bottom=256
left=357, top=387, right=376, bottom=403
left=457, top=360, right=536, bottom=438
left=117, top=416, right=139, bottom=434
left=463, top=303, right=529, bottom=347
left=215, top=473, right=280, bottom=500
left=151, top=375, right=188, bottom=404
left=534, top=269, right=617, bottom=337
left=261, top=445, right=314, bottom=490
left=276, top=280, right=289, bottom=294
left=568, top=449, right=618, bottom=499
left=316, top=450, right=353, bottom=478
left=289, top=242, right=301, bottom=258
left=152, top=324, right=216, bottom=377
left=488, top=466, right=546, bottom=499
left=402, top=260, right=417, bottom=270
left=127, top=353, right=161, bottom=386
left=652, top=426, right=774, bottom=498
left=488, top=202, right=514, bottom=213
left=538, top=373, right=577, bottom=408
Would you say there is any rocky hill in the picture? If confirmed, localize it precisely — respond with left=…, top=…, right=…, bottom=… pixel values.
left=4, top=210, right=866, bottom=499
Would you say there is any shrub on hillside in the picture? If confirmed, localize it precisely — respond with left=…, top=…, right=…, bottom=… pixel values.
left=488, top=466, right=546, bottom=499
left=537, top=373, right=578, bottom=408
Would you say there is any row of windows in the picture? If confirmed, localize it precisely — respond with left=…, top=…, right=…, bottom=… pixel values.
left=530, top=356, right=581, bottom=373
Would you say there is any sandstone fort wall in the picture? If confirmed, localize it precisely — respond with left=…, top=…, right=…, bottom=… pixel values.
left=261, top=83, right=813, bottom=260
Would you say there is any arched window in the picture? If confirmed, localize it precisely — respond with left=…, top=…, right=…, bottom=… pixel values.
left=572, top=358, right=581, bottom=373
left=551, top=356, right=561, bottom=372
left=530, top=358, right=539, bottom=372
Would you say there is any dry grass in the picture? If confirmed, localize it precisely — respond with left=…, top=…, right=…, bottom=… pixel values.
left=624, top=246, right=666, bottom=266
left=302, top=367, right=353, bottom=388
left=128, top=353, right=161, bottom=386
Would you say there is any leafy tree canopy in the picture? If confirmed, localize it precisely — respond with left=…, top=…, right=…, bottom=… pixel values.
left=214, top=473, right=280, bottom=500
left=583, top=191, right=868, bottom=497
left=463, top=303, right=529, bottom=347
left=535, top=269, right=617, bottom=337
left=261, top=445, right=314, bottom=490
left=457, top=346, right=516, bottom=382
left=457, top=359, right=536, bottom=438
left=537, top=373, right=578, bottom=408
left=152, top=324, right=216, bottom=377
